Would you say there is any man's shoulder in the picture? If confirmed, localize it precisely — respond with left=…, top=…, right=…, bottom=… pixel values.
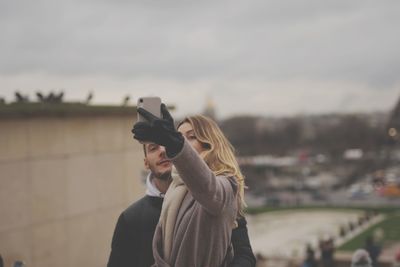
left=123, top=196, right=149, bottom=217
left=122, top=195, right=162, bottom=223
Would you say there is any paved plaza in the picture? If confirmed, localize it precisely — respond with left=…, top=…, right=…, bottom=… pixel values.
left=247, top=210, right=367, bottom=258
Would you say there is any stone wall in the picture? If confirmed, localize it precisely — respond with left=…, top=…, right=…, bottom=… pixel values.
left=0, top=114, right=145, bottom=267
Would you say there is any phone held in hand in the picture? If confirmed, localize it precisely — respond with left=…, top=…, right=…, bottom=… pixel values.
left=137, top=97, right=162, bottom=122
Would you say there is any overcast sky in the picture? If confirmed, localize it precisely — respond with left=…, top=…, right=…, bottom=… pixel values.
left=1, top=0, right=399, bottom=118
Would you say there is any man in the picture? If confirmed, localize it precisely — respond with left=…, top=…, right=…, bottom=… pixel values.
left=107, top=143, right=256, bottom=267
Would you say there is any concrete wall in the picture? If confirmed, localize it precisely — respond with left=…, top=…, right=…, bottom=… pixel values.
left=0, top=115, right=146, bottom=267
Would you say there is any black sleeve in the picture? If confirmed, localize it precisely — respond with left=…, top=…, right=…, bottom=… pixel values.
left=107, top=213, right=140, bottom=267
left=230, top=216, right=256, bottom=267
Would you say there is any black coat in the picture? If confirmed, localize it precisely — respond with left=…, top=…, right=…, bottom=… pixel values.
left=107, top=195, right=256, bottom=267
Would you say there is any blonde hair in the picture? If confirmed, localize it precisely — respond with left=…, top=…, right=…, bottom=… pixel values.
left=178, top=115, right=246, bottom=215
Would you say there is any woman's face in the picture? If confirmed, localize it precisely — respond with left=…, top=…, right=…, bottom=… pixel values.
left=178, top=122, right=206, bottom=155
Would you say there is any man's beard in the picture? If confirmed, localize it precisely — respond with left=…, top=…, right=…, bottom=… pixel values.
left=153, top=170, right=172, bottom=181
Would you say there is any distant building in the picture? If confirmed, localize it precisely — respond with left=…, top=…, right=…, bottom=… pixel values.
left=387, top=94, right=400, bottom=143
left=203, top=96, right=216, bottom=120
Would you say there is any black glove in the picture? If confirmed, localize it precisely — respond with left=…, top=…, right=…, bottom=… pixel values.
left=132, top=103, right=184, bottom=158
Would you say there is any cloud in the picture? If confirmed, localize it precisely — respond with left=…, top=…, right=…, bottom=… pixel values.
left=0, top=0, right=399, bottom=117
left=1, top=1, right=399, bottom=82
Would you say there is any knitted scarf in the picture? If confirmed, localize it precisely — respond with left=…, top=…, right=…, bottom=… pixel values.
left=159, top=166, right=188, bottom=262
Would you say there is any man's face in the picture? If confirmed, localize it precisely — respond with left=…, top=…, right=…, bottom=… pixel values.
left=144, top=143, right=172, bottom=180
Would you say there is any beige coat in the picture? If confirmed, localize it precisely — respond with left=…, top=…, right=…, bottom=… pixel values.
left=152, top=139, right=238, bottom=267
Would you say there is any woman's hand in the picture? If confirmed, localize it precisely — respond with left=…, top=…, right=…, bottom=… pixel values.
left=132, top=103, right=184, bottom=157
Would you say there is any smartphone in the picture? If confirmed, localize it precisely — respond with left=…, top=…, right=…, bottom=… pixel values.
left=137, top=96, right=162, bottom=122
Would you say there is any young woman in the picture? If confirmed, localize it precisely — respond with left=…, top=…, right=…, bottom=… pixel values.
left=132, top=104, right=246, bottom=267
